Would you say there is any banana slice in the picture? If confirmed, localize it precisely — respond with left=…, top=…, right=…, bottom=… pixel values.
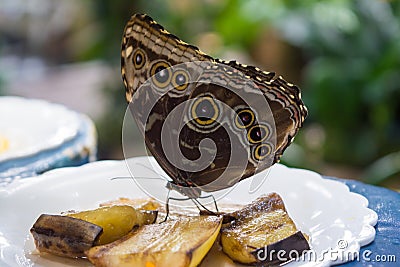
left=87, top=216, right=222, bottom=267
left=30, top=205, right=158, bottom=258
left=68, top=205, right=157, bottom=245
left=220, top=193, right=310, bottom=265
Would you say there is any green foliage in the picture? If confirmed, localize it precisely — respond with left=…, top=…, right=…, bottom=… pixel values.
left=295, top=0, right=400, bottom=166
left=222, top=0, right=400, bottom=168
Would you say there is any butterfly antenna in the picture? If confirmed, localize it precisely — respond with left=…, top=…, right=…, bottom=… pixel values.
left=110, top=176, right=166, bottom=181
left=135, top=162, right=170, bottom=181
left=110, top=176, right=134, bottom=181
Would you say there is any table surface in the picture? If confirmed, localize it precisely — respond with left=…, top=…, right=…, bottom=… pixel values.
left=328, top=177, right=400, bottom=267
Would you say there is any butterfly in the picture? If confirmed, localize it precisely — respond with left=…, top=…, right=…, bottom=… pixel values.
left=121, top=14, right=307, bottom=199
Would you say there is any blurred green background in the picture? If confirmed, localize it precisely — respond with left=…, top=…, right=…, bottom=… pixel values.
left=0, top=0, right=399, bottom=190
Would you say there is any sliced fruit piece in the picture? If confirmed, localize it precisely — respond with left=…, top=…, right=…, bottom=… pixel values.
left=68, top=205, right=157, bottom=245
left=100, top=197, right=161, bottom=211
left=87, top=216, right=222, bottom=267
left=30, top=214, right=102, bottom=258
left=100, top=197, right=199, bottom=222
left=220, top=193, right=310, bottom=265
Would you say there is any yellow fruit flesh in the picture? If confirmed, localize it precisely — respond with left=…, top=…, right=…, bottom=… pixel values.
left=87, top=216, right=222, bottom=267
left=221, top=209, right=298, bottom=264
left=100, top=197, right=161, bottom=211
left=68, top=205, right=157, bottom=245
left=188, top=218, right=221, bottom=267
left=221, top=193, right=308, bottom=264
left=0, top=135, right=9, bottom=153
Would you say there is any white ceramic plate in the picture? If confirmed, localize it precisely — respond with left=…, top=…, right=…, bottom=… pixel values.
left=0, top=157, right=377, bottom=267
left=0, top=97, right=80, bottom=162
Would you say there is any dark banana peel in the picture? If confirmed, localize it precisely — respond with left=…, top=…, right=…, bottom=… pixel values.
left=220, top=193, right=310, bottom=265
left=30, top=214, right=102, bottom=258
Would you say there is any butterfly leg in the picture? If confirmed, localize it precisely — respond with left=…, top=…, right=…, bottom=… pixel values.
left=192, top=195, right=220, bottom=215
left=198, top=194, right=219, bottom=212
left=161, top=189, right=191, bottom=223
left=161, top=189, right=171, bottom=223
left=195, top=195, right=235, bottom=223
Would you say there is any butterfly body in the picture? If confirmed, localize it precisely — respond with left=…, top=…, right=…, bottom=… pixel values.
left=121, top=14, right=307, bottom=194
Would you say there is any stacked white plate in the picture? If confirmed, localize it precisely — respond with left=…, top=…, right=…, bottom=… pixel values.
left=0, top=96, right=97, bottom=185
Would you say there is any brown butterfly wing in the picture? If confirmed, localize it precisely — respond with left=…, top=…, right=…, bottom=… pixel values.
left=174, top=63, right=278, bottom=191
left=218, top=59, right=308, bottom=163
left=121, top=14, right=307, bottom=192
left=121, top=14, right=214, bottom=186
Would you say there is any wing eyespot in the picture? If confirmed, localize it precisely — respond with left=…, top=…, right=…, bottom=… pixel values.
left=253, top=143, right=272, bottom=160
left=191, top=96, right=219, bottom=126
left=247, top=124, right=270, bottom=144
left=150, top=60, right=172, bottom=88
left=234, top=109, right=255, bottom=129
left=171, top=69, right=189, bottom=91
left=132, top=48, right=146, bottom=69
